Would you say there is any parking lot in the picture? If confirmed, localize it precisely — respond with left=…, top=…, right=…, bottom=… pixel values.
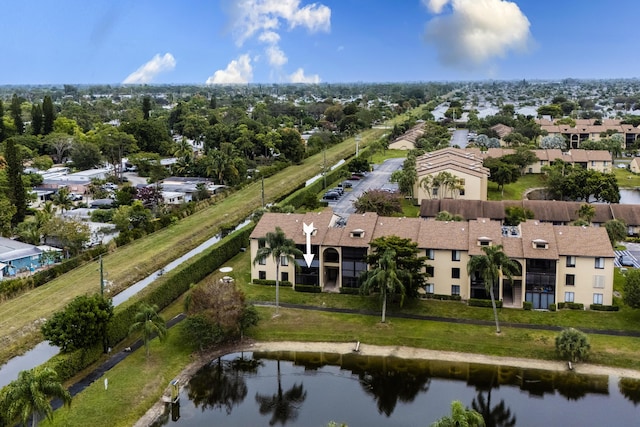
left=323, top=158, right=404, bottom=218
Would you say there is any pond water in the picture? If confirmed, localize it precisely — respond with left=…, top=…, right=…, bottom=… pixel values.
left=527, top=188, right=640, bottom=204
left=153, top=351, right=640, bottom=427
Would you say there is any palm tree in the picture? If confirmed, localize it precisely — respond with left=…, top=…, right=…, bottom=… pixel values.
left=466, top=245, right=519, bottom=334
left=52, top=187, right=72, bottom=213
left=253, top=227, right=303, bottom=316
left=430, top=400, right=485, bottom=427
left=2, top=367, right=72, bottom=427
left=129, top=303, right=168, bottom=358
left=360, top=248, right=404, bottom=323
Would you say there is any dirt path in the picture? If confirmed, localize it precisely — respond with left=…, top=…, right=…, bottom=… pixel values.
left=134, top=340, right=640, bottom=427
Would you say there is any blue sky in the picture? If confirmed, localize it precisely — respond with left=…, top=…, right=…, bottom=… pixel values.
left=3, top=0, right=640, bottom=85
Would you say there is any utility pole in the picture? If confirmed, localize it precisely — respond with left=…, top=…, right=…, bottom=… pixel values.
left=261, top=175, right=265, bottom=208
left=323, top=145, right=327, bottom=189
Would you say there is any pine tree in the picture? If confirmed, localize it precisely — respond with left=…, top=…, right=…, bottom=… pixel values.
left=5, top=138, right=27, bottom=225
left=42, top=95, right=55, bottom=135
left=31, top=104, right=43, bottom=135
left=10, top=94, right=24, bottom=135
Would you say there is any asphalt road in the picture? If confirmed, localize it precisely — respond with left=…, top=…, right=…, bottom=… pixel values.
left=328, top=157, right=404, bottom=218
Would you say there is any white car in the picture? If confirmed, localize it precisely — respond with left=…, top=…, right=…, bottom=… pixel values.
left=617, top=163, right=628, bottom=169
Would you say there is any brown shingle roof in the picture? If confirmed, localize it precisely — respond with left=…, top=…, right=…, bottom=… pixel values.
left=520, top=221, right=559, bottom=260
left=553, top=226, right=615, bottom=258
left=417, top=220, right=469, bottom=250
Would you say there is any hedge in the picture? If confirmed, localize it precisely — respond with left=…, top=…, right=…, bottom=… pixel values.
left=557, top=302, right=584, bottom=310
left=294, top=284, right=321, bottom=293
left=590, top=304, right=620, bottom=311
left=423, top=293, right=462, bottom=301
left=340, top=287, right=361, bottom=295
left=523, top=301, right=533, bottom=310
left=468, top=298, right=503, bottom=308
left=252, top=279, right=293, bottom=287
left=548, top=303, right=556, bottom=312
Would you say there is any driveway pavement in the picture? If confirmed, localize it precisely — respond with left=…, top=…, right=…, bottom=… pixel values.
left=328, top=157, right=404, bottom=218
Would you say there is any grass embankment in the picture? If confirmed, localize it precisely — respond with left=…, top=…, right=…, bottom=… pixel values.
left=0, top=126, right=387, bottom=366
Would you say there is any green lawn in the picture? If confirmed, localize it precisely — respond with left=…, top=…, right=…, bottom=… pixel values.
left=488, top=174, right=545, bottom=200
left=614, top=167, right=640, bottom=187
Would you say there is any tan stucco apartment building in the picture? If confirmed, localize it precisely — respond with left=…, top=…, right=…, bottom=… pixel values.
left=250, top=209, right=615, bottom=310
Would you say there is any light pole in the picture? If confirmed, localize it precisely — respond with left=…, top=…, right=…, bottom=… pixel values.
left=100, top=255, right=105, bottom=296
left=356, top=134, right=361, bottom=157
left=261, top=174, right=265, bottom=208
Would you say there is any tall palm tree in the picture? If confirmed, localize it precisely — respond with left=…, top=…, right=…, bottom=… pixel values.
left=52, top=187, right=73, bottom=213
left=2, top=367, right=72, bottom=427
left=129, top=303, right=168, bottom=358
left=360, top=248, right=404, bottom=323
left=253, top=227, right=303, bottom=316
left=466, top=245, right=519, bottom=334
left=430, top=400, right=485, bottom=427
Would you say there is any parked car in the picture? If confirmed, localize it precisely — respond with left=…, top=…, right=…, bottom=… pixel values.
left=332, top=187, right=344, bottom=195
left=347, top=175, right=361, bottom=180
left=620, top=254, right=635, bottom=267
left=69, top=193, right=83, bottom=201
left=323, top=191, right=340, bottom=200
left=340, top=181, right=353, bottom=188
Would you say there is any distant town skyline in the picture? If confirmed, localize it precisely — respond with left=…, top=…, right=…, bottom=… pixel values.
left=4, top=0, right=640, bottom=85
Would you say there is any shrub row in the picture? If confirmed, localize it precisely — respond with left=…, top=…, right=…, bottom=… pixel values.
left=423, top=293, right=462, bottom=301
left=523, top=301, right=533, bottom=310
left=294, top=284, right=321, bottom=293
left=0, top=246, right=108, bottom=302
left=252, top=279, right=293, bottom=287
left=468, top=298, right=503, bottom=308
left=36, top=222, right=255, bottom=385
left=590, top=304, right=620, bottom=311
left=340, top=287, right=361, bottom=295
left=557, top=302, right=585, bottom=310
left=548, top=303, right=556, bottom=312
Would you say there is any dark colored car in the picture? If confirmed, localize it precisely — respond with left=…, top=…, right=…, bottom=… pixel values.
left=323, top=191, right=340, bottom=200
left=341, top=181, right=353, bottom=188
left=332, top=187, right=344, bottom=195
left=347, top=175, right=361, bottom=180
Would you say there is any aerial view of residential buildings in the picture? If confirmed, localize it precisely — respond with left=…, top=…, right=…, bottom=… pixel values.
left=2, top=0, right=640, bottom=426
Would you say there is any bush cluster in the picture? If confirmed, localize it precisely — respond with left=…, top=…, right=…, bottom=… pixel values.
left=423, top=293, right=462, bottom=301
left=557, top=302, right=585, bottom=310
left=252, top=279, right=293, bottom=287
left=589, top=304, right=619, bottom=311
left=523, top=301, right=533, bottom=310
left=294, top=284, right=321, bottom=293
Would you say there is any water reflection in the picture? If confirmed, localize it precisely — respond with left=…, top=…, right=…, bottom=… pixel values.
left=255, top=358, right=307, bottom=426
left=156, top=351, right=640, bottom=427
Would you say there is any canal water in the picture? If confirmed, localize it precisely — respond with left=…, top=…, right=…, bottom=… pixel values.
left=152, top=351, right=640, bottom=427
left=0, top=219, right=251, bottom=388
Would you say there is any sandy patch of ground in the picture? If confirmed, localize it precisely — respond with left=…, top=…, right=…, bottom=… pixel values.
left=134, top=340, right=640, bottom=426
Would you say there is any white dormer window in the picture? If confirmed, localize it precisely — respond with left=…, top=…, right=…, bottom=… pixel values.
left=532, top=239, right=548, bottom=249
left=477, top=236, right=492, bottom=247
left=351, top=228, right=365, bottom=238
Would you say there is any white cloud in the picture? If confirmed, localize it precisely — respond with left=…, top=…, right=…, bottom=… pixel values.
left=288, top=67, right=320, bottom=84
left=424, top=0, right=533, bottom=70
left=206, top=54, right=253, bottom=84
left=232, top=0, right=331, bottom=46
left=258, top=30, right=280, bottom=44
left=266, top=45, right=288, bottom=67
left=122, top=53, right=176, bottom=84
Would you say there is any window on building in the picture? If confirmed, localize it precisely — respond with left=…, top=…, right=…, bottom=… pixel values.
left=426, top=249, right=434, bottom=260
left=565, top=292, right=575, bottom=302
left=595, top=257, right=604, bottom=269
left=280, top=256, right=289, bottom=266
left=452, top=250, right=461, bottom=262
left=593, top=275, right=605, bottom=288
left=425, top=283, right=434, bottom=294
left=259, top=271, right=266, bottom=280
left=258, top=257, right=266, bottom=265
left=432, top=187, right=439, bottom=197
left=451, top=285, right=460, bottom=296
left=426, top=266, right=435, bottom=277
left=593, top=293, right=603, bottom=305
left=258, top=240, right=266, bottom=248
left=566, top=256, right=576, bottom=267
left=459, top=179, right=465, bottom=196
left=452, top=268, right=460, bottom=279
left=565, top=274, right=575, bottom=286
left=281, top=271, right=289, bottom=282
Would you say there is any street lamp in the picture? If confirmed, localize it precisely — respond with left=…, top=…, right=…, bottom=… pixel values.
left=356, top=134, right=362, bottom=157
